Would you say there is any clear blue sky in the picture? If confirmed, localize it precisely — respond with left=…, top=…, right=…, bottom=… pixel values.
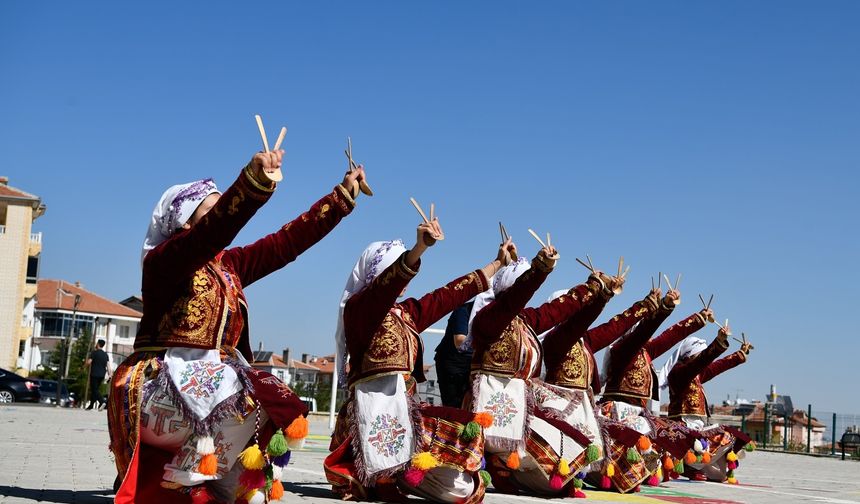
left=1, top=2, right=858, bottom=412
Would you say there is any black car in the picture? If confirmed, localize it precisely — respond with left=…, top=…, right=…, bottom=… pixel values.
left=36, top=379, right=76, bottom=407
left=0, top=367, right=41, bottom=403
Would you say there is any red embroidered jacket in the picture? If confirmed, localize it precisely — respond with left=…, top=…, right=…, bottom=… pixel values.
left=601, top=306, right=709, bottom=407
left=543, top=295, right=657, bottom=392
left=136, top=169, right=355, bottom=360
left=344, top=252, right=490, bottom=387
left=668, top=341, right=745, bottom=418
left=470, top=260, right=599, bottom=379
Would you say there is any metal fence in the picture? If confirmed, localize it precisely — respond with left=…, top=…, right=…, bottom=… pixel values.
left=737, top=404, right=860, bottom=459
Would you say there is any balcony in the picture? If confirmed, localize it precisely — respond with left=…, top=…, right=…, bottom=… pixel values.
left=30, top=232, right=41, bottom=244
left=29, top=231, right=42, bottom=255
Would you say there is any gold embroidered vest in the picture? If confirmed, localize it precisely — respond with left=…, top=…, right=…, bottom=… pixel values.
left=471, top=316, right=541, bottom=379
left=350, top=308, right=421, bottom=387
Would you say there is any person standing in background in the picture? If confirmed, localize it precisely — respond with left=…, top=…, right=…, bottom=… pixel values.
left=434, top=301, right=474, bottom=407
left=85, top=339, right=109, bottom=410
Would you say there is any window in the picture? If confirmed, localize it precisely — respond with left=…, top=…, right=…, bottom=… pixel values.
left=118, top=326, right=130, bottom=339
left=18, top=341, right=25, bottom=357
left=26, top=256, right=39, bottom=284
left=39, top=312, right=94, bottom=338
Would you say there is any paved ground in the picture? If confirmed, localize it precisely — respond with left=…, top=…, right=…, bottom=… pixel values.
left=1, top=404, right=859, bottom=503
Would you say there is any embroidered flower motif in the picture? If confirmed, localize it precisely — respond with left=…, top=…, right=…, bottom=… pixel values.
left=179, top=361, right=227, bottom=399
left=484, top=392, right=518, bottom=428
left=367, top=414, right=407, bottom=457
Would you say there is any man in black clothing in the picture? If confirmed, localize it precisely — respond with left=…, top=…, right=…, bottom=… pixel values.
left=433, top=301, right=474, bottom=407
left=85, top=339, right=109, bottom=410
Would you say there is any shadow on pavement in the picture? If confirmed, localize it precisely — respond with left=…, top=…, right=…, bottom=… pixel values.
left=0, top=486, right=113, bottom=503
left=283, top=482, right=336, bottom=499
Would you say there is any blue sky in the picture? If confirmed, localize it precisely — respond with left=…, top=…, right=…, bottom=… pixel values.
left=1, top=2, right=858, bottom=412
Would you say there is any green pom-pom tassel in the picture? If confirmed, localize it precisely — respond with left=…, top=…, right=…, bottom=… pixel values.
left=696, top=455, right=703, bottom=464
left=586, top=444, right=600, bottom=463
left=626, top=447, right=641, bottom=463
left=455, top=424, right=465, bottom=437
left=574, top=477, right=584, bottom=489
left=461, top=421, right=480, bottom=441
left=674, top=460, right=685, bottom=474
left=744, top=442, right=756, bottom=452
left=266, top=429, right=288, bottom=457
left=479, top=470, right=492, bottom=487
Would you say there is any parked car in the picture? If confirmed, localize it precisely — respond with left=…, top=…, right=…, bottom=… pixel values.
left=36, top=380, right=76, bottom=408
left=0, top=367, right=41, bottom=403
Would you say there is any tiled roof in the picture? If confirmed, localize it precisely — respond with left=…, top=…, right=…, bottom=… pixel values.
left=36, top=280, right=142, bottom=319
left=291, top=359, right=320, bottom=371
left=0, top=179, right=39, bottom=201
left=309, top=354, right=336, bottom=374
left=712, top=403, right=825, bottom=428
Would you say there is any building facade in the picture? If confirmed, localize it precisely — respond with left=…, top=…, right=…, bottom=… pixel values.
left=0, top=177, right=44, bottom=371
left=19, top=280, right=142, bottom=374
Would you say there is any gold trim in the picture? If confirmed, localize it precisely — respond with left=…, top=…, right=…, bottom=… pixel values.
left=243, top=164, right=276, bottom=193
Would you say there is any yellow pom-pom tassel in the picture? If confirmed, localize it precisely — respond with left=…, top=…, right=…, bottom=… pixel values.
left=506, top=451, right=521, bottom=470
left=558, top=457, right=571, bottom=477
left=238, top=444, right=266, bottom=470
left=727, top=451, right=738, bottom=462
left=656, top=466, right=663, bottom=480
left=474, top=412, right=494, bottom=429
left=727, top=476, right=738, bottom=485
left=606, top=463, right=615, bottom=477
left=269, top=479, right=285, bottom=500
left=198, top=453, right=218, bottom=475
left=286, top=416, right=309, bottom=440
left=637, top=436, right=652, bottom=452
left=411, top=451, right=439, bottom=471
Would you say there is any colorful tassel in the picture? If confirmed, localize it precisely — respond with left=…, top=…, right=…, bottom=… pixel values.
left=702, top=452, right=712, bottom=464
left=474, top=412, right=494, bottom=428
left=404, top=467, right=426, bottom=486
left=701, top=439, right=709, bottom=451
left=727, top=477, right=738, bottom=485
left=238, top=469, right=266, bottom=490
left=745, top=442, right=756, bottom=452
left=266, top=429, right=288, bottom=456
left=411, top=452, right=439, bottom=471
left=693, top=439, right=704, bottom=453
left=285, top=416, right=309, bottom=440
left=198, top=453, right=218, bottom=476
left=272, top=463, right=283, bottom=481
left=727, top=460, right=738, bottom=470
left=637, top=436, right=652, bottom=452
left=196, top=435, right=215, bottom=455
left=573, top=477, right=583, bottom=489
left=646, top=475, right=660, bottom=486
left=549, top=474, right=564, bottom=490
left=189, top=485, right=216, bottom=504
left=461, top=421, right=480, bottom=441
left=238, top=444, right=266, bottom=470
left=269, top=479, right=284, bottom=500
left=272, top=451, right=291, bottom=467
left=727, top=451, right=738, bottom=462
left=656, top=467, right=663, bottom=480
left=663, top=456, right=674, bottom=471
left=558, top=457, right=571, bottom=477
left=573, top=489, right=587, bottom=498
left=586, top=443, right=600, bottom=462
left=626, top=447, right=641, bottom=463
left=601, top=475, right=612, bottom=489
left=479, top=469, right=492, bottom=487
left=506, top=451, right=521, bottom=470
left=606, top=463, right=616, bottom=477
left=577, top=471, right=588, bottom=480
left=674, top=459, right=685, bottom=475
left=455, top=424, right=465, bottom=437
left=684, top=450, right=697, bottom=465
left=247, top=490, right=265, bottom=504
left=480, top=457, right=486, bottom=470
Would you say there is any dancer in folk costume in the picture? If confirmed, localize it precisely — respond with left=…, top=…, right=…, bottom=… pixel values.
left=662, top=329, right=754, bottom=483
left=540, top=282, right=663, bottom=495
left=596, top=282, right=719, bottom=492
left=109, top=149, right=367, bottom=504
left=466, top=240, right=607, bottom=497
left=324, top=219, right=512, bottom=503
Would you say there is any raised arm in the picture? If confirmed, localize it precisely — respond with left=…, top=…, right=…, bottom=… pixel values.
left=645, top=309, right=710, bottom=359
left=700, top=348, right=748, bottom=383
left=400, top=242, right=507, bottom=333
left=222, top=183, right=356, bottom=287
left=145, top=157, right=279, bottom=282
left=669, top=329, right=730, bottom=387
left=520, top=277, right=605, bottom=335
left=586, top=292, right=660, bottom=352
left=540, top=278, right=610, bottom=356
left=606, top=290, right=675, bottom=367
left=471, top=247, right=557, bottom=345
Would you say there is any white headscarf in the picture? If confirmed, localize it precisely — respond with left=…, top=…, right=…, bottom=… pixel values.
left=141, top=179, right=220, bottom=265
left=657, top=336, right=708, bottom=391
left=536, top=289, right=569, bottom=343
left=334, top=240, right=407, bottom=384
left=465, top=257, right=531, bottom=345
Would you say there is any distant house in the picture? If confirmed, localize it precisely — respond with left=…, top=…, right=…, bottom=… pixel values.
left=251, top=350, right=290, bottom=384
left=418, top=364, right=441, bottom=406
left=711, top=402, right=827, bottom=449
left=119, top=295, right=144, bottom=314
left=22, top=279, right=142, bottom=372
